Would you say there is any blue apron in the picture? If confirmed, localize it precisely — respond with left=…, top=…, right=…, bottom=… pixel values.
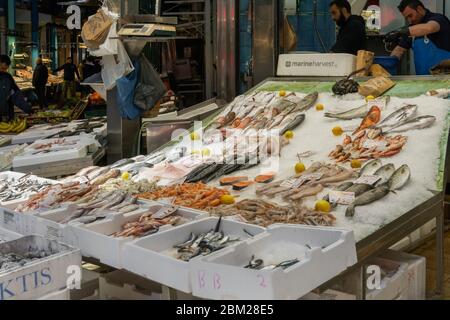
left=413, top=36, right=450, bottom=75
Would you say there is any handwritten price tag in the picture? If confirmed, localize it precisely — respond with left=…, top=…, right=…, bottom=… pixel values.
left=329, top=191, right=355, bottom=205
left=353, top=175, right=381, bottom=185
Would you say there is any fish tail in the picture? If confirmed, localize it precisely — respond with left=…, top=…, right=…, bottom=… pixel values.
left=345, top=205, right=355, bottom=218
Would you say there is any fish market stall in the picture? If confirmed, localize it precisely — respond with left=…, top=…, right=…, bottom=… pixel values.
left=0, top=74, right=448, bottom=300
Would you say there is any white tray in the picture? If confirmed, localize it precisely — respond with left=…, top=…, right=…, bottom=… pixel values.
left=0, top=227, right=22, bottom=243
left=0, top=235, right=81, bottom=300
left=122, top=217, right=266, bottom=293
left=69, top=204, right=207, bottom=268
left=189, top=224, right=357, bottom=300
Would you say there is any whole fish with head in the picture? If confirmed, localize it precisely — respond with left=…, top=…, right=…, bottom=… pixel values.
left=277, top=114, right=306, bottom=136
left=359, top=159, right=383, bottom=177
left=324, top=104, right=368, bottom=120
left=387, top=164, right=411, bottom=190
left=283, top=92, right=319, bottom=114
left=346, top=183, right=374, bottom=196
left=345, top=185, right=390, bottom=217
left=111, top=158, right=135, bottom=169
left=374, top=164, right=396, bottom=186
left=385, top=116, right=436, bottom=133
left=377, top=104, right=418, bottom=129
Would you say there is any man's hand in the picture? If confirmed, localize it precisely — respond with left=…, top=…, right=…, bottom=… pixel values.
left=385, top=26, right=411, bottom=44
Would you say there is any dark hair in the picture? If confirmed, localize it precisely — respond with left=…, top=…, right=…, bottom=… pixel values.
left=329, top=0, right=351, bottom=13
left=398, top=0, right=425, bottom=12
left=0, top=55, right=11, bottom=66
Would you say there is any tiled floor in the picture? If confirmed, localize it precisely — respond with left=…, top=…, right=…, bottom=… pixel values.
left=412, top=231, right=450, bottom=299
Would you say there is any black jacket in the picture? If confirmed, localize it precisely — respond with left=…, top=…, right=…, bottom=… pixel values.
left=33, top=63, right=48, bottom=87
left=0, top=72, right=31, bottom=119
left=331, top=15, right=367, bottom=55
left=54, top=63, right=80, bottom=81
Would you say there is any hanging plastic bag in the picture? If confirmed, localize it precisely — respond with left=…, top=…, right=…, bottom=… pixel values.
left=116, top=59, right=143, bottom=120
left=134, top=54, right=167, bottom=111
left=101, top=40, right=134, bottom=90
left=81, top=8, right=113, bottom=50
left=90, top=21, right=118, bottom=57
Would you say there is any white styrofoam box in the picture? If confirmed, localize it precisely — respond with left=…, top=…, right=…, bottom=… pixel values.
left=277, top=53, right=357, bottom=77
left=69, top=204, right=207, bottom=268
left=99, top=270, right=162, bottom=300
left=420, top=219, right=436, bottom=238
left=379, top=250, right=426, bottom=300
left=0, top=171, right=56, bottom=209
left=38, top=288, right=70, bottom=300
left=0, top=235, right=81, bottom=300
left=301, top=289, right=356, bottom=300
left=390, top=236, right=410, bottom=251
left=0, top=144, right=26, bottom=169
left=0, top=226, right=22, bottom=243
left=366, top=257, right=408, bottom=300
left=11, top=125, right=63, bottom=145
left=190, top=224, right=357, bottom=300
left=122, top=217, right=266, bottom=293
left=13, top=135, right=100, bottom=167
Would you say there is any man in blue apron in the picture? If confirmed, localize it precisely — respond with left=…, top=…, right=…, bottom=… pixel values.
left=386, top=0, right=450, bottom=75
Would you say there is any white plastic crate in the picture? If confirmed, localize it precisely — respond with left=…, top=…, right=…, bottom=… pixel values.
left=0, top=235, right=81, bottom=300
left=70, top=204, right=207, bottom=268
left=189, top=224, right=357, bottom=300
left=366, top=257, right=409, bottom=300
left=122, top=217, right=266, bottom=293
left=99, top=270, right=162, bottom=300
left=379, top=250, right=426, bottom=300
left=0, top=226, right=22, bottom=243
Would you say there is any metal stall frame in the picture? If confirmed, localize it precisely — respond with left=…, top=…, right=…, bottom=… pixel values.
left=251, top=75, right=450, bottom=300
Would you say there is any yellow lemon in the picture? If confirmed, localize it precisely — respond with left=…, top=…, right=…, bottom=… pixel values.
left=295, top=163, right=306, bottom=174
left=190, top=132, right=200, bottom=141
left=332, top=126, right=344, bottom=136
left=191, top=150, right=201, bottom=155
left=284, top=130, right=294, bottom=139
left=315, top=200, right=331, bottom=213
left=351, top=159, right=362, bottom=169
left=202, top=148, right=211, bottom=156
left=121, top=172, right=130, bottom=181
left=365, top=95, right=375, bottom=102
left=315, top=104, right=324, bottom=111
left=279, top=90, right=286, bottom=97
left=220, top=195, right=235, bottom=205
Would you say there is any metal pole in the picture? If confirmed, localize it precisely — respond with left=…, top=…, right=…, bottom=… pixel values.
left=435, top=203, right=445, bottom=298
left=7, top=0, right=15, bottom=61
left=204, top=0, right=213, bottom=99
left=31, top=0, right=39, bottom=67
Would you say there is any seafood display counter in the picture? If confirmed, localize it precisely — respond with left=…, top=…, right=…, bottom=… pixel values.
left=0, top=75, right=449, bottom=300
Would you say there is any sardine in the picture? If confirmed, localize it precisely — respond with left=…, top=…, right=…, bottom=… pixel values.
left=377, top=105, right=418, bottom=128
left=359, top=159, right=383, bottom=177
left=324, top=105, right=368, bottom=120
left=374, top=164, right=396, bottom=186
left=345, top=185, right=390, bottom=217
left=388, top=164, right=411, bottom=190
left=385, top=116, right=436, bottom=133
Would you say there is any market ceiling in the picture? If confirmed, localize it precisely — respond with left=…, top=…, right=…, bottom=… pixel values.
left=24, top=0, right=100, bottom=16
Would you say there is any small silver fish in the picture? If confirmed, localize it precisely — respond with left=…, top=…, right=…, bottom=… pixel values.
left=385, top=116, right=436, bottom=133
left=377, top=105, right=418, bottom=128
left=324, top=104, right=368, bottom=120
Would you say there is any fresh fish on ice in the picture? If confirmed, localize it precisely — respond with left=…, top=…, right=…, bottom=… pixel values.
left=345, top=185, right=390, bottom=217
left=387, top=164, right=411, bottom=190
left=374, top=164, right=396, bottom=186
left=385, top=116, right=437, bottom=133
left=377, top=104, right=418, bottom=128
left=359, top=159, right=383, bottom=177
